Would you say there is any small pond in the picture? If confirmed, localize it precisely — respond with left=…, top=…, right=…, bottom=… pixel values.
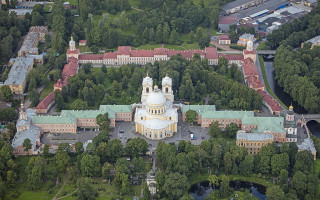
left=189, top=180, right=267, bottom=200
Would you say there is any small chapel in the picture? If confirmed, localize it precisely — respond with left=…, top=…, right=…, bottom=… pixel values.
left=135, top=74, right=178, bottom=140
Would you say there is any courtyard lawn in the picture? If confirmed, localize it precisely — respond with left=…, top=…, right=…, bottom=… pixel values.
left=257, top=41, right=269, bottom=50
left=40, top=81, right=55, bottom=99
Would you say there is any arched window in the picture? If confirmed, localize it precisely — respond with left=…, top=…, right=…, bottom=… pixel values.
left=146, top=87, right=149, bottom=93
left=165, top=87, right=168, bottom=93
left=155, top=110, right=157, bottom=114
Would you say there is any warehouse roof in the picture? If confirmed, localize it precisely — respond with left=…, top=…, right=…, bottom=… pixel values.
left=4, top=57, right=34, bottom=85
left=221, top=0, right=254, bottom=11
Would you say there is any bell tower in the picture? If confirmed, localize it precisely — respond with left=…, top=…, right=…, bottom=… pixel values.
left=19, top=102, right=27, bottom=120
left=69, top=35, right=76, bottom=51
left=141, top=72, right=153, bottom=102
left=286, top=104, right=294, bottom=122
left=162, top=74, right=174, bottom=101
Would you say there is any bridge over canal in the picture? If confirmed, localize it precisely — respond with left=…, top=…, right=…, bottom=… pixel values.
left=256, top=50, right=276, bottom=55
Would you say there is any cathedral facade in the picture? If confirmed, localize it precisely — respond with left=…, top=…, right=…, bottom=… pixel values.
left=135, top=75, right=178, bottom=140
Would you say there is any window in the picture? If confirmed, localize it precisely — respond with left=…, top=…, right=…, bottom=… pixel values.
left=165, top=87, right=168, bottom=93
left=146, top=87, right=149, bottom=93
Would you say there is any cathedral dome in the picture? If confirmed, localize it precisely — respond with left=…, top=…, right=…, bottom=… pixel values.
left=146, top=89, right=166, bottom=106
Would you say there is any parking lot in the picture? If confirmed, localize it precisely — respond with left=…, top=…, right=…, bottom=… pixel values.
left=40, top=115, right=211, bottom=148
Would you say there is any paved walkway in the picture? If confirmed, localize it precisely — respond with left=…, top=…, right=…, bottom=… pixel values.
left=52, top=175, right=67, bottom=200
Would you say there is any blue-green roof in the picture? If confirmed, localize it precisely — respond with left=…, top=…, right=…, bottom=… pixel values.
left=182, top=105, right=216, bottom=114
left=202, top=110, right=254, bottom=119
left=242, top=116, right=285, bottom=133
left=33, top=115, right=77, bottom=124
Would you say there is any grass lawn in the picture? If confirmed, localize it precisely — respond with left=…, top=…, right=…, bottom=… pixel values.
left=43, top=3, right=54, bottom=13
left=257, top=41, right=269, bottom=50
left=312, top=159, right=320, bottom=199
left=258, top=55, right=288, bottom=110
left=40, top=81, right=55, bottom=99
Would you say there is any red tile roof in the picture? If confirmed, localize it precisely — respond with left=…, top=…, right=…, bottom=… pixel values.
left=243, top=61, right=258, bottom=77
left=219, top=16, right=237, bottom=25
left=66, top=49, right=79, bottom=54
left=247, top=75, right=264, bottom=90
left=35, top=91, right=55, bottom=109
left=103, top=52, right=117, bottom=59
left=131, top=50, right=155, bottom=57
left=78, top=54, right=103, bottom=60
left=79, top=40, right=86, bottom=44
left=62, top=61, right=79, bottom=80
left=205, top=47, right=219, bottom=59
left=219, top=54, right=244, bottom=61
left=118, top=46, right=131, bottom=55
left=257, top=90, right=282, bottom=112
left=219, top=35, right=230, bottom=40
left=243, top=49, right=256, bottom=55
left=53, top=79, right=67, bottom=89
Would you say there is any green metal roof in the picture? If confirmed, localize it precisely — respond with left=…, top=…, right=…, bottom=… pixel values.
left=32, top=105, right=132, bottom=125
left=182, top=105, right=216, bottom=114
left=202, top=110, right=254, bottom=119
left=33, top=115, right=77, bottom=124
left=242, top=116, right=286, bottom=133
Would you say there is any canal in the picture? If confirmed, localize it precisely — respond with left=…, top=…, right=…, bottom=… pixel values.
left=263, top=57, right=320, bottom=137
left=189, top=180, right=266, bottom=200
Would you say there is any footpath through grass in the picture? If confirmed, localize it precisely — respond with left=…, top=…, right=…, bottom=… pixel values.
left=258, top=55, right=288, bottom=110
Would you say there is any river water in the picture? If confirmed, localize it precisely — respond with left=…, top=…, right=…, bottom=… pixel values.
left=263, top=57, right=320, bottom=136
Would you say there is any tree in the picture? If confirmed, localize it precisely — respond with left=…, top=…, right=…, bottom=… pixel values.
left=224, top=152, right=232, bottom=174
left=75, top=142, right=84, bottom=154
left=156, top=24, right=163, bottom=43
left=54, top=150, right=70, bottom=173
left=239, top=155, right=254, bottom=176
left=271, top=153, right=289, bottom=176
left=80, top=154, right=101, bottom=177
left=96, top=112, right=109, bottom=130
left=125, top=138, right=148, bottom=158
left=0, top=181, right=5, bottom=200
left=142, top=182, right=151, bottom=200
left=198, top=35, right=210, bottom=49
left=23, top=138, right=32, bottom=153
left=28, top=165, right=43, bottom=190
left=132, top=157, right=145, bottom=175
left=92, top=130, right=110, bottom=146
left=220, top=175, right=232, bottom=198
left=208, top=174, right=219, bottom=190
left=185, top=110, right=197, bottom=124
left=209, top=121, right=221, bottom=138
left=43, top=144, right=50, bottom=158
left=294, top=150, right=314, bottom=172
left=266, top=185, right=285, bottom=200
left=55, top=93, right=64, bottom=111
left=0, top=85, right=13, bottom=102
left=163, top=173, right=188, bottom=200
left=101, top=162, right=113, bottom=180
left=6, top=170, right=17, bottom=187
left=225, top=123, right=238, bottom=138
left=76, top=178, right=97, bottom=200
left=169, top=29, right=179, bottom=45
left=291, top=171, right=307, bottom=199
left=163, top=22, right=170, bottom=43
left=279, top=169, right=288, bottom=185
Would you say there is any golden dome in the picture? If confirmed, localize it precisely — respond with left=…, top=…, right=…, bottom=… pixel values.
left=289, top=104, right=293, bottom=110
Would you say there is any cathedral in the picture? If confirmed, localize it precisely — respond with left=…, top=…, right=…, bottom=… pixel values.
left=134, top=74, right=178, bottom=140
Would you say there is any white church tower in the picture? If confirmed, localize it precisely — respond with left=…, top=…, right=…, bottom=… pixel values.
left=66, top=36, right=79, bottom=60
left=162, top=74, right=174, bottom=101
left=141, top=72, right=153, bottom=102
